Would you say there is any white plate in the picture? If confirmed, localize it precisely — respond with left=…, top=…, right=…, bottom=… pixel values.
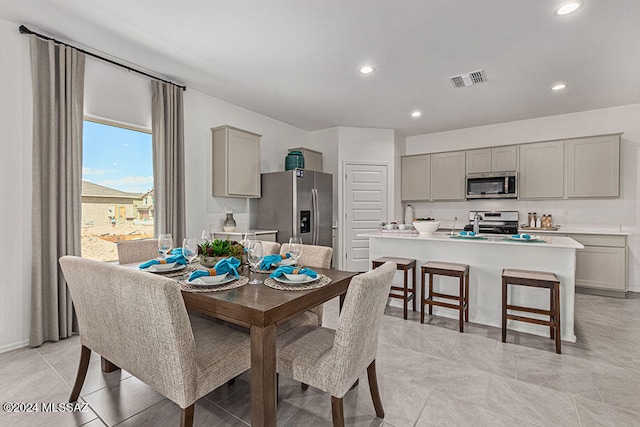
left=190, top=275, right=236, bottom=286
left=273, top=275, right=317, bottom=285
left=274, top=258, right=295, bottom=267
left=143, top=263, right=186, bottom=273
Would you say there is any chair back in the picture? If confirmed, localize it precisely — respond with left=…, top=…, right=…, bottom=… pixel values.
left=261, top=240, right=281, bottom=255
left=330, top=261, right=396, bottom=396
left=116, top=239, right=159, bottom=264
left=59, top=256, right=197, bottom=407
left=280, top=243, right=332, bottom=269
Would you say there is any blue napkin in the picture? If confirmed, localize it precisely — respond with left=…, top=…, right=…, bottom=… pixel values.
left=270, top=266, right=318, bottom=279
left=511, top=234, right=531, bottom=240
left=170, top=248, right=184, bottom=256
left=459, top=231, right=476, bottom=236
left=189, top=257, right=240, bottom=281
left=139, top=253, right=186, bottom=269
left=260, top=253, right=291, bottom=270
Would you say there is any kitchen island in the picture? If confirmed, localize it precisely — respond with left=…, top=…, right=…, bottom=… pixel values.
left=360, top=232, right=584, bottom=342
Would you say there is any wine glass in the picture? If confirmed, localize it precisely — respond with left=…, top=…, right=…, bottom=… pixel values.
left=158, top=233, right=173, bottom=259
left=201, top=229, right=210, bottom=243
left=247, top=240, right=264, bottom=284
left=288, top=236, right=303, bottom=267
left=182, top=237, right=200, bottom=267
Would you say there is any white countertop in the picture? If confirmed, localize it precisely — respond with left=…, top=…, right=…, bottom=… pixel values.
left=360, top=231, right=584, bottom=249
left=212, top=229, right=278, bottom=235
left=518, top=226, right=629, bottom=236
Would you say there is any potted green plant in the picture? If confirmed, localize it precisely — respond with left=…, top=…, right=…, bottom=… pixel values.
left=198, top=239, right=245, bottom=267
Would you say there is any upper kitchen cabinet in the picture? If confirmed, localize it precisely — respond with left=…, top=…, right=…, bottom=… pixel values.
left=401, top=154, right=430, bottom=201
left=212, top=125, right=261, bottom=198
left=466, top=145, right=518, bottom=174
left=431, top=151, right=466, bottom=201
left=519, top=140, right=564, bottom=199
left=565, top=134, right=620, bottom=198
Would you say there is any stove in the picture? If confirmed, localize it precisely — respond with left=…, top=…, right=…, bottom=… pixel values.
left=463, top=210, right=519, bottom=235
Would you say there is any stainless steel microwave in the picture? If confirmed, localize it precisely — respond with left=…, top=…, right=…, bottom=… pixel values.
left=466, top=172, right=518, bottom=199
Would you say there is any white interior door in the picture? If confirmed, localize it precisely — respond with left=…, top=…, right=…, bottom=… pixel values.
left=344, top=163, right=388, bottom=272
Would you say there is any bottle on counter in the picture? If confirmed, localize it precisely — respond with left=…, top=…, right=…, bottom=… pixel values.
left=404, top=204, right=414, bottom=226
left=536, top=216, right=541, bottom=228
left=530, top=212, right=537, bottom=228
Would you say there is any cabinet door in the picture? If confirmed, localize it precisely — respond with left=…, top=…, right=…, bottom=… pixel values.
left=401, top=155, right=430, bottom=201
left=492, top=145, right=518, bottom=171
left=565, top=134, right=620, bottom=198
left=576, top=246, right=626, bottom=291
left=227, top=128, right=261, bottom=197
left=431, top=151, right=466, bottom=201
left=519, top=140, right=564, bottom=199
left=466, top=148, right=491, bottom=174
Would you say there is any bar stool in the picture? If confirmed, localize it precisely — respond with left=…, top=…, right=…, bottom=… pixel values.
left=372, top=257, right=416, bottom=319
left=501, top=269, right=561, bottom=354
left=420, top=261, right=469, bottom=332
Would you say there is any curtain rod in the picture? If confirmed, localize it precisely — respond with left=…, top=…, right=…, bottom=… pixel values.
left=19, top=25, right=187, bottom=91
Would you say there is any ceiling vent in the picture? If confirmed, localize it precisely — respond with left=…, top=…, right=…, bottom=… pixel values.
left=449, top=69, right=487, bottom=88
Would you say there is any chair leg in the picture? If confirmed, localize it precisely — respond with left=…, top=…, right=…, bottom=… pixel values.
left=502, top=278, right=508, bottom=343
left=367, top=360, right=385, bottom=418
left=459, top=273, right=464, bottom=333
left=420, top=269, right=426, bottom=324
left=412, top=265, right=417, bottom=312
left=180, top=404, right=194, bottom=427
left=69, top=345, right=91, bottom=403
left=403, top=267, right=408, bottom=319
left=331, top=396, right=345, bottom=427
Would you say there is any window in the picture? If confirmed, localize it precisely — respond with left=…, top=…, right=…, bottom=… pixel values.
left=81, top=118, right=153, bottom=261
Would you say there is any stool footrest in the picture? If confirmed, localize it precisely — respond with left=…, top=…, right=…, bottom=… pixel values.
left=506, top=304, right=551, bottom=316
left=432, top=291, right=462, bottom=302
left=389, top=293, right=415, bottom=301
left=424, top=297, right=467, bottom=311
left=507, top=314, right=555, bottom=327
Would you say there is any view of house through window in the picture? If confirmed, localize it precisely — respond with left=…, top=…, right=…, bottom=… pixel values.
left=81, top=119, right=154, bottom=261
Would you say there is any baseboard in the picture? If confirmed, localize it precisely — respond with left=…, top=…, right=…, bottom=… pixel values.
left=575, top=286, right=626, bottom=299
left=0, top=339, right=29, bottom=354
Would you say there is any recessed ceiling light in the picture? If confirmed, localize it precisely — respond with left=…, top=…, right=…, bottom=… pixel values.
left=555, top=2, right=581, bottom=15
left=411, top=111, right=422, bottom=118
left=551, top=83, right=568, bottom=91
left=359, top=66, right=375, bottom=74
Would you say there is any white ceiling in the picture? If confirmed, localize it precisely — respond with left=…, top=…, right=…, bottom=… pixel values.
left=2, top=0, right=640, bottom=136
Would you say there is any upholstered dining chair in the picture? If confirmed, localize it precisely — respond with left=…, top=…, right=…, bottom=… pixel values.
left=59, top=256, right=251, bottom=427
left=276, top=261, right=396, bottom=427
left=278, top=243, right=333, bottom=330
left=260, top=240, right=281, bottom=255
left=116, top=238, right=159, bottom=264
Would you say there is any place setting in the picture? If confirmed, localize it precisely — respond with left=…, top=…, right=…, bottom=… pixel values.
left=136, top=234, right=194, bottom=277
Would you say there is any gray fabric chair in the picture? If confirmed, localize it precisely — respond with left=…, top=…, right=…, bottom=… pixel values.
left=59, top=256, right=251, bottom=427
left=116, top=238, right=159, bottom=264
left=276, top=261, right=396, bottom=427
left=277, top=244, right=333, bottom=331
left=261, top=240, right=281, bottom=255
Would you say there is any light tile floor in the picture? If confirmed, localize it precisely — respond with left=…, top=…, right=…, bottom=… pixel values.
left=2, top=293, right=640, bottom=426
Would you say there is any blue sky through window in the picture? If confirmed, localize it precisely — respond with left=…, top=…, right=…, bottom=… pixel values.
left=82, top=120, right=153, bottom=194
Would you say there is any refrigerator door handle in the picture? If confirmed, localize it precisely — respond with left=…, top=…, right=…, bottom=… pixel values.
left=311, top=188, right=319, bottom=245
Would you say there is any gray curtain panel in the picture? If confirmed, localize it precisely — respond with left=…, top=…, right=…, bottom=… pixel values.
left=152, top=81, right=186, bottom=245
left=29, top=36, right=85, bottom=347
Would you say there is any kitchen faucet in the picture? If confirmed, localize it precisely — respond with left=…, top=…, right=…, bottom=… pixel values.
left=473, top=212, right=482, bottom=234
left=450, top=216, right=458, bottom=236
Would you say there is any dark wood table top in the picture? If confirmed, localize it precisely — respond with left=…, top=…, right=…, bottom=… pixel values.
left=181, top=267, right=358, bottom=328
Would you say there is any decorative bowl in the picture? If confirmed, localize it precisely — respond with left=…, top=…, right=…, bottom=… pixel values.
left=412, top=220, right=441, bottom=235
left=283, top=273, right=309, bottom=282
left=199, top=256, right=225, bottom=268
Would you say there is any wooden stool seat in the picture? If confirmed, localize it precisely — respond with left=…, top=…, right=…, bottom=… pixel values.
left=501, top=268, right=561, bottom=354
left=420, top=261, right=470, bottom=332
left=372, top=257, right=416, bottom=319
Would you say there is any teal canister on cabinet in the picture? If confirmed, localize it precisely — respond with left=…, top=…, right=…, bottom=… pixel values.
left=285, top=150, right=305, bottom=170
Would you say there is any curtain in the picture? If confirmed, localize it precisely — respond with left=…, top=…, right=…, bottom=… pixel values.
left=151, top=81, right=186, bottom=245
left=29, top=36, right=85, bottom=347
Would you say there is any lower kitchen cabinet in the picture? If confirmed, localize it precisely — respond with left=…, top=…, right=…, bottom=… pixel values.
left=571, top=233, right=627, bottom=297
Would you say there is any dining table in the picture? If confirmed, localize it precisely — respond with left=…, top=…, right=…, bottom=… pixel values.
left=119, top=262, right=358, bottom=427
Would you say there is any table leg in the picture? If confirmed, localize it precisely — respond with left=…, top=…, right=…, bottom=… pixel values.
left=101, top=357, right=119, bottom=373
left=251, top=323, right=277, bottom=427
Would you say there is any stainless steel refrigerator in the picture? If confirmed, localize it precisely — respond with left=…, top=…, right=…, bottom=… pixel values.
left=257, top=170, right=333, bottom=246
